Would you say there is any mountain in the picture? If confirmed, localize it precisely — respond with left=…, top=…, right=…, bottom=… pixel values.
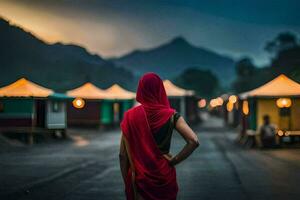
left=0, top=18, right=134, bottom=91
left=111, top=37, right=236, bottom=86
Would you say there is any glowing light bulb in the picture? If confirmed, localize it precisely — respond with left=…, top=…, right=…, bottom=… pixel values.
left=229, top=95, right=237, bottom=104
left=73, top=98, right=85, bottom=109
left=226, top=102, right=233, bottom=112
left=242, top=100, right=249, bottom=115
left=216, top=97, right=224, bottom=106
left=198, top=99, right=206, bottom=108
left=276, top=98, right=292, bottom=108
left=277, top=130, right=284, bottom=136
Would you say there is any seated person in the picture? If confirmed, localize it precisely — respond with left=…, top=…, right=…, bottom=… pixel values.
left=259, top=115, right=276, bottom=148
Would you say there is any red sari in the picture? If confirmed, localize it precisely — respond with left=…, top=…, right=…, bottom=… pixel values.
left=121, top=73, right=178, bottom=200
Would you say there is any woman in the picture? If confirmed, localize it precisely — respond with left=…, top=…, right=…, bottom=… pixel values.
left=119, top=73, right=199, bottom=200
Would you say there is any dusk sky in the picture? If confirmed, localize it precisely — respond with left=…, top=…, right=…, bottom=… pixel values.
left=0, top=0, right=299, bottom=66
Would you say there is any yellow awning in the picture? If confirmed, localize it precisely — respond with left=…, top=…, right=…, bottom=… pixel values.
left=240, top=74, right=300, bottom=99
left=104, top=84, right=136, bottom=100
left=163, top=80, right=194, bottom=97
left=0, top=78, right=53, bottom=97
left=67, top=82, right=109, bottom=99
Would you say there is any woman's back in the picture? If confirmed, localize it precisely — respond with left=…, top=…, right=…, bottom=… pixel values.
left=153, top=112, right=181, bottom=154
left=119, top=73, right=199, bottom=200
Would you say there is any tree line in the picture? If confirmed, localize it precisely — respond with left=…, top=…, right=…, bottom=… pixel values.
left=174, top=32, right=300, bottom=98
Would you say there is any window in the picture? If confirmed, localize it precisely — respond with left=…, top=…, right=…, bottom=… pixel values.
left=51, top=101, right=62, bottom=112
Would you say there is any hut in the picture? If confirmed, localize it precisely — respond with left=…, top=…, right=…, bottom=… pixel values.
left=103, top=84, right=136, bottom=125
left=0, top=78, right=68, bottom=143
left=66, top=83, right=135, bottom=127
left=240, top=74, right=300, bottom=139
left=66, top=82, right=108, bottom=127
left=163, top=80, right=198, bottom=123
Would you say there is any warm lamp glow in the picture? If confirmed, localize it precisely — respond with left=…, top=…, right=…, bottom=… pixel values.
left=285, top=131, right=290, bottom=136
left=276, top=98, right=292, bottom=108
left=210, top=97, right=224, bottom=108
left=277, top=130, right=284, bottom=136
left=72, top=98, right=85, bottom=109
left=210, top=99, right=217, bottom=107
left=210, top=99, right=215, bottom=107
left=226, top=102, right=233, bottom=112
left=216, top=97, right=224, bottom=106
left=229, top=95, right=237, bottom=104
left=198, top=99, right=206, bottom=108
left=242, top=100, right=249, bottom=115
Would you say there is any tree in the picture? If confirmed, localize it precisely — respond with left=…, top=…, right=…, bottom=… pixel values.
left=231, top=32, right=300, bottom=94
left=231, top=57, right=259, bottom=93
left=174, top=68, right=220, bottom=98
left=235, top=58, right=256, bottom=77
left=265, top=32, right=298, bottom=56
left=266, top=32, right=300, bottom=82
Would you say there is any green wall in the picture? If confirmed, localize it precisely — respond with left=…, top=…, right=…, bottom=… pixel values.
left=100, top=101, right=113, bottom=124
left=0, top=98, right=34, bottom=118
left=100, top=100, right=134, bottom=124
left=121, top=100, right=133, bottom=118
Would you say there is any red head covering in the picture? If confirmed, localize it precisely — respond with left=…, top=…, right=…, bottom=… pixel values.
left=136, top=72, right=175, bottom=133
left=121, top=73, right=178, bottom=200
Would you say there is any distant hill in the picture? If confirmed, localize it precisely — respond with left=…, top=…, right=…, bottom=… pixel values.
left=0, top=18, right=135, bottom=91
left=111, top=37, right=236, bottom=86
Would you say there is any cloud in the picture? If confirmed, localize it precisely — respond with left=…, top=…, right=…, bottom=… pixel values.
left=0, top=0, right=299, bottom=65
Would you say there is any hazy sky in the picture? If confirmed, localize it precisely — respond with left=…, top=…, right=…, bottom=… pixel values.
left=0, top=0, right=299, bottom=66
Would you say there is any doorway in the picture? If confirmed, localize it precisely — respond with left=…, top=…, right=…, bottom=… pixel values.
left=35, top=100, right=46, bottom=128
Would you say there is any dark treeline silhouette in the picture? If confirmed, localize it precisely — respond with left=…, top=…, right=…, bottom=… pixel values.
left=174, top=68, right=220, bottom=98
left=232, top=32, right=300, bottom=93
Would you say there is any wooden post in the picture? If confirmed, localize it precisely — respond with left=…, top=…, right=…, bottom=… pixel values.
left=29, top=101, right=35, bottom=145
left=28, top=129, right=34, bottom=145
left=62, top=129, right=67, bottom=139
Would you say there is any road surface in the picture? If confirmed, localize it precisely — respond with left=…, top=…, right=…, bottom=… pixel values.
left=0, top=117, right=299, bottom=200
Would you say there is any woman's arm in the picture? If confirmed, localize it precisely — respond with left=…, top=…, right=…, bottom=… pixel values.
left=119, top=134, right=130, bottom=183
left=169, top=117, right=199, bottom=166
